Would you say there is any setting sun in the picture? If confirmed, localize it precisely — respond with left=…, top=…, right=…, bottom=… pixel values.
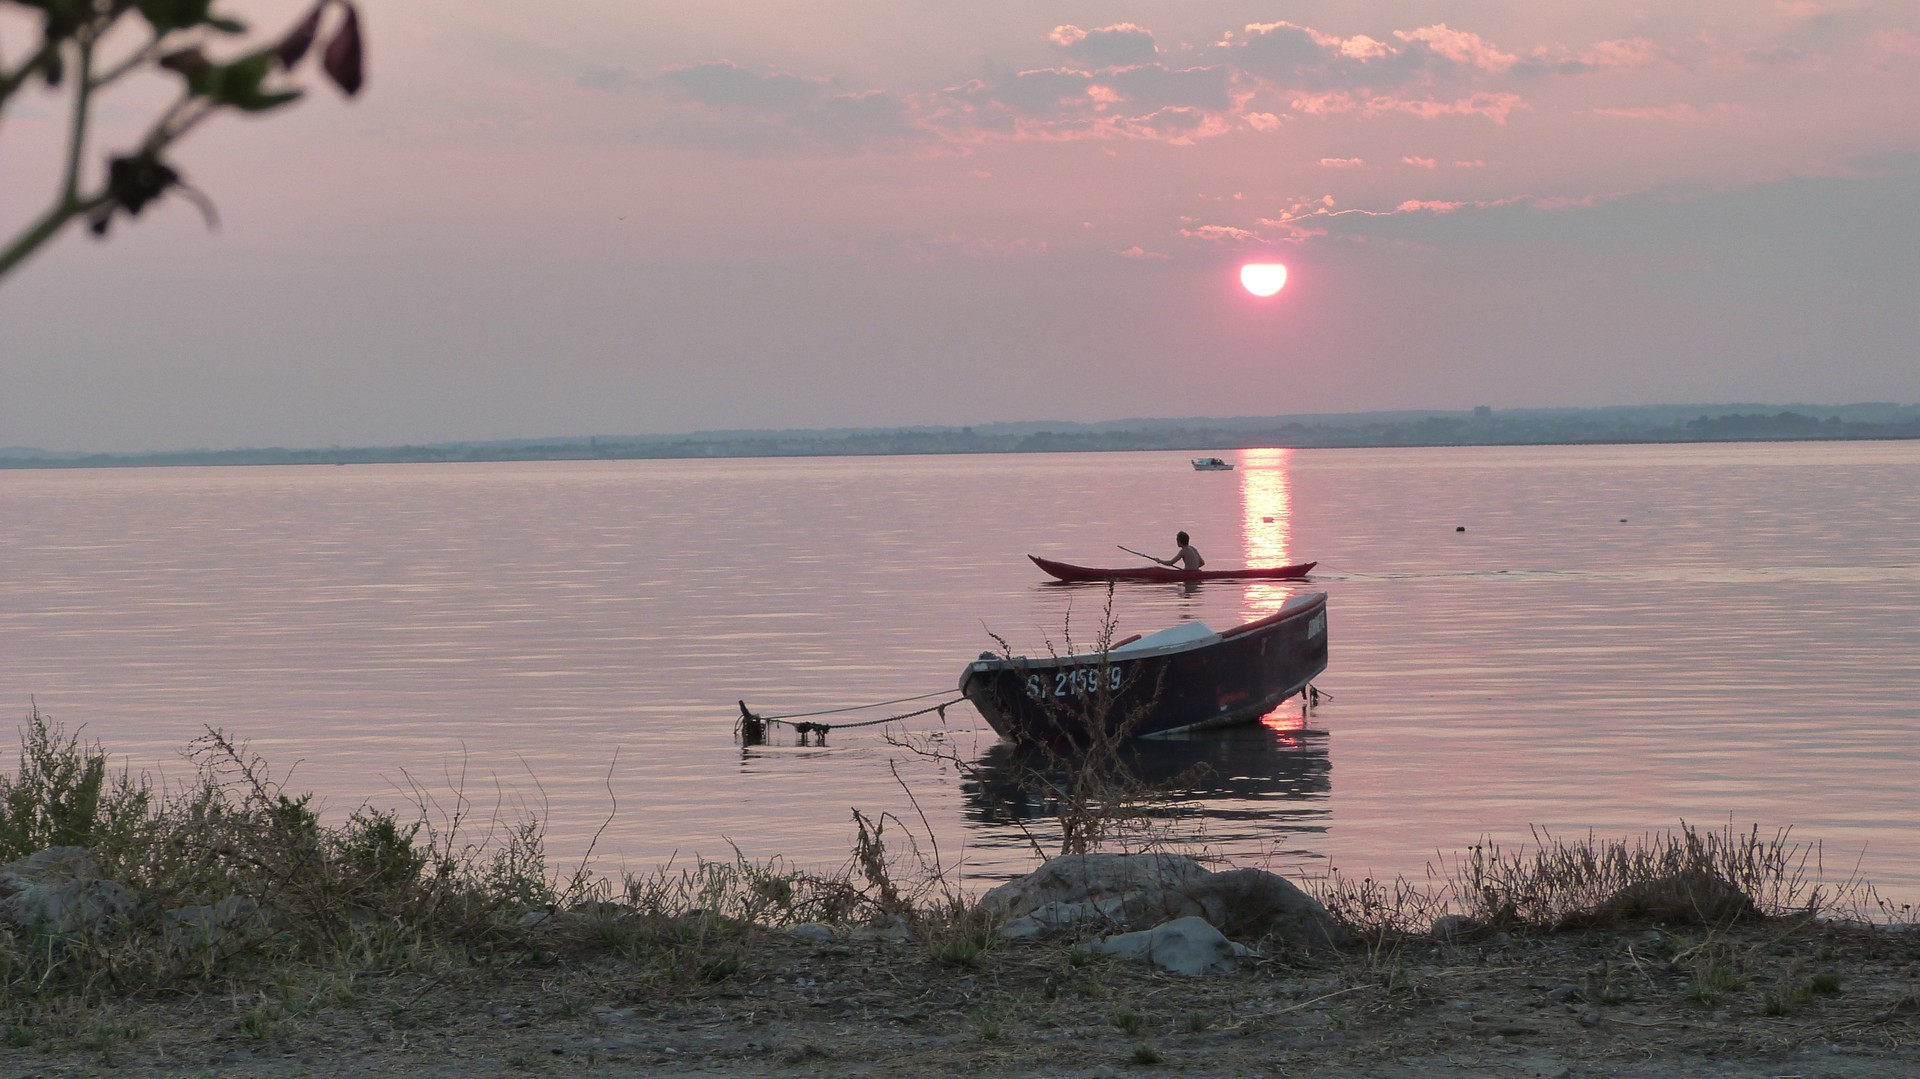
left=1240, top=263, right=1288, bottom=297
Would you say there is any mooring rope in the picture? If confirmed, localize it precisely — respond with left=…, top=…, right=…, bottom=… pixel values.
left=759, top=687, right=955, bottom=721
left=810, top=698, right=962, bottom=729
left=736, top=694, right=965, bottom=746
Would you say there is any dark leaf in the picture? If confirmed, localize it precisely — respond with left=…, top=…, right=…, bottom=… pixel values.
left=37, top=1, right=88, bottom=42
left=158, top=47, right=212, bottom=76
left=197, top=51, right=303, bottom=111
left=135, top=0, right=215, bottom=34
left=209, top=16, right=247, bottom=34
left=203, top=52, right=276, bottom=108
left=272, top=3, right=323, bottom=68
left=233, top=88, right=303, bottom=113
left=104, top=152, right=181, bottom=217
left=321, top=3, right=363, bottom=96
left=91, top=154, right=218, bottom=236
left=43, top=49, right=64, bottom=88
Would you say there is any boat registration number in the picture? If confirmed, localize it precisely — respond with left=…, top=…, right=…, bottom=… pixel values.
left=1025, top=665, right=1125, bottom=699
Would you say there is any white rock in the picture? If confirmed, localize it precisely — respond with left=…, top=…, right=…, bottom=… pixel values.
left=1088, top=916, right=1240, bottom=976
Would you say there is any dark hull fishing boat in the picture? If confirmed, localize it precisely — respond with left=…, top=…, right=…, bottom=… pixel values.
left=1030, top=554, right=1316, bottom=583
left=960, top=593, right=1328, bottom=743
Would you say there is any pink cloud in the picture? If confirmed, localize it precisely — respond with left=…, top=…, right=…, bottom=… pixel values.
left=1049, top=23, right=1159, bottom=69
left=1116, top=245, right=1170, bottom=260
left=1396, top=24, right=1517, bottom=73
left=1580, top=38, right=1669, bottom=71
left=1378, top=92, right=1529, bottom=124
left=1288, top=90, right=1527, bottom=124
left=1403, top=155, right=1438, bottom=168
left=1319, top=157, right=1365, bottom=168
left=1180, top=224, right=1261, bottom=242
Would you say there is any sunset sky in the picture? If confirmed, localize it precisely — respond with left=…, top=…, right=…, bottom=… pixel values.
left=3, top=1, right=1917, bottom=453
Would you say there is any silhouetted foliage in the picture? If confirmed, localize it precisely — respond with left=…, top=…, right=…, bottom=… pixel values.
left=0, top=0, right=365, bottom=281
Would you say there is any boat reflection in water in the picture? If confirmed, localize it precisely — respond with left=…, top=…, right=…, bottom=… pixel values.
left=958, top=713, right=1331, bottom=870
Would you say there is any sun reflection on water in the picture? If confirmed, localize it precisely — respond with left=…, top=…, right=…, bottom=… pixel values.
left=1237, top=446, right=1297, bottom=620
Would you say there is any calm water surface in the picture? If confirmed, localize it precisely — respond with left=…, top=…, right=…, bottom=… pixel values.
left=4, top=443, right=1918, bottom=897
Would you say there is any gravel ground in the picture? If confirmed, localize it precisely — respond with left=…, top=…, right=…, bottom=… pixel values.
left=6, top=917, right=1918, bottom=1078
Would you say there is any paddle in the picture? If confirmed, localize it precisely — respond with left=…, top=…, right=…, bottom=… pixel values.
left=1117, top=544, right=1165, bottom=566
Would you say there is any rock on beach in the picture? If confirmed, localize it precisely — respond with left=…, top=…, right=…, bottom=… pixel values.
left=980, top=851, right=1348, bottom=952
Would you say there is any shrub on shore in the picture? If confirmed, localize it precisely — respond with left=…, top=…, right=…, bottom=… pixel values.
left=2, top=704, right=1892, bottom=1012
left=1, top=707, right=571, bottom=996
left=1312, top=821, right=1873, bottom=943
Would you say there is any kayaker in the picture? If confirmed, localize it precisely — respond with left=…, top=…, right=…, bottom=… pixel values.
left=1159, top=531, right=1205, bottom=572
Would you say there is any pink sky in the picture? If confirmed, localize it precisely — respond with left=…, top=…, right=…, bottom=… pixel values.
left=3, top=1, right=1917, bottom=452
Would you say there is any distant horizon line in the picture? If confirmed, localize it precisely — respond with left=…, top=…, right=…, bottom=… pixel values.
left=8, top=400, right=1919, bottom=461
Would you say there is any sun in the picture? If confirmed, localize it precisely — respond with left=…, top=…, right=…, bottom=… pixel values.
left=1240, top=263, right=1288, bottom=297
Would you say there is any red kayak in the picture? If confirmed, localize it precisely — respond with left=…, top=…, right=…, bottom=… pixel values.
left=1030, top=554, right=1317, bottom=583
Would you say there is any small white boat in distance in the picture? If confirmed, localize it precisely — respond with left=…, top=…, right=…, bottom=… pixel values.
left=1191, top=457, right=1233, bottom=471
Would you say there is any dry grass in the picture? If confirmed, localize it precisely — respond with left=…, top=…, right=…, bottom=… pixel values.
left=1312, top=821, right=1877, bottom=946
left=8, top=698, right=1913, bottom=1077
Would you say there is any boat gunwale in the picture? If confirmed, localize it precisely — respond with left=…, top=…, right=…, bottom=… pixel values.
left=965, top=592, right=1326, bottom=672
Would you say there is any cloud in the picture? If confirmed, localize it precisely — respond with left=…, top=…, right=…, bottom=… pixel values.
left=1590, top=102, right=1739, bottom=122
left=1101, top=63, right=1237, bottom=113
left=1291, top=90, right=1528, bottom=124
left=652, top=61, right=923, bottom=151
left=1227, top=21, right=1426, bottom=90
left=1319, top=157, right=1365, bottom=168
left=990, top=67, right=1097, bottom=114
left=575, top=66, right=641, bottom=92
left=1871, top=28, right=1920, bottom=70
left=1515, top=37, right=1671, bottom=75
left=1403, top=156, right=1438, bottom=168
left=1395, top=24, right=1517, bottom=74
left=643, top=11, right=1904, bottom=158
left=658, top=61, right=831, bottom=108
left=1049, top=23, right=1159, bottom=68
left=920, top=232, right=1050, bottom=259
left=1117, top=245, right=1170, bottom=260
left=1179, top=224, right=1261, bottom=242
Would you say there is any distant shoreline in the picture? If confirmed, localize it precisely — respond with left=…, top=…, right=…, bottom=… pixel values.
left=6, top=403, right=1918, bottom=469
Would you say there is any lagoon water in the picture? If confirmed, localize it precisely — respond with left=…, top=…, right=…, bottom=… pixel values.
left=4, top=442, right=1919, bottom=900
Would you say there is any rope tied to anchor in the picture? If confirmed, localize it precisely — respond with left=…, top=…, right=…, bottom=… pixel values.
left=736, top=694, right=963, bottom=747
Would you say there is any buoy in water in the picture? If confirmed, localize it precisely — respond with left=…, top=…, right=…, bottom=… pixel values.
left=1455, top=526, right=1466, bottom=532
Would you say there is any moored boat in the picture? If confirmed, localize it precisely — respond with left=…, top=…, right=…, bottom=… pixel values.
left=1030, top=554, right=1316, bottom=583
left=1191, top=457, right=1233, bottom=470
left=960, top=593, right=1328, bottom=743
